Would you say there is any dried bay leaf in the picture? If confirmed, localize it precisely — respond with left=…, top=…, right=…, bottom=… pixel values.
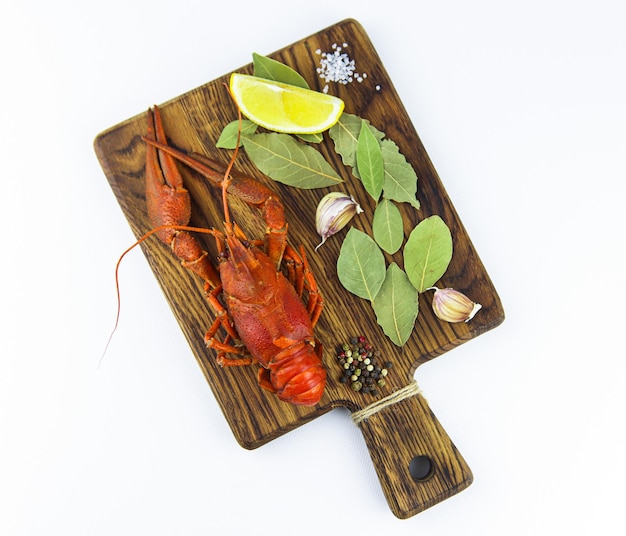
left=215, top=120, right=259, bottom=149
left=372, top=263, right=419, bottom=346
left=296, top=132, right=323, bottom=144
left=328, top=113, right=361, bottom=167
left=381, top=139, right=420, bottom=209
left=372, top=199, right=404, bottom=254
left=329, top=113, right=383, bottom=172
left=241, top=133, right=343, bottom=189
left=330, top=114, right=419, bottom=208
left=337, top=228, right=386, bottom=301
left=403, top=215, right=453, bottom=293
left=252, top=53, right=310, bottom=89
left=356, top=120, right=384, bottom=201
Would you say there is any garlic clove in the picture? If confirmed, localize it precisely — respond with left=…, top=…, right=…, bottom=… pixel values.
left=315, top=192, right=363, bottom=250
left=428, top=287, right=482, bottom=323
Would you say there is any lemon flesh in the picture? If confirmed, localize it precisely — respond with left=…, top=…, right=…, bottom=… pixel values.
left=229, top=73, right=345, bottom=134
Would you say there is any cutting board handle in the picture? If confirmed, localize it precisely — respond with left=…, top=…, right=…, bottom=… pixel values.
left=355, top=389, right=473, bottom=518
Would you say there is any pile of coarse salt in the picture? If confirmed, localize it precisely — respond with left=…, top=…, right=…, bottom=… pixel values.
left=315, top=43, right=372, bottom=93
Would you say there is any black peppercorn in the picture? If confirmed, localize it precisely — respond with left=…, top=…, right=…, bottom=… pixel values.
left=334, top=335, right=394, bottom=398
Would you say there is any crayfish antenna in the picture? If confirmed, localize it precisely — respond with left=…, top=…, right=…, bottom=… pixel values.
left=221, top=83, right=245, bottom=231
left=98, top=230, right=160, bottom=368
left=99, top=223, right=219, bottom=368
left=98, top=239, right=136, bottom=368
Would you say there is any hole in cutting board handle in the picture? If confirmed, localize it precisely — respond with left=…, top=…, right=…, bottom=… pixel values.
left=409, top=455, right=434, bottom=481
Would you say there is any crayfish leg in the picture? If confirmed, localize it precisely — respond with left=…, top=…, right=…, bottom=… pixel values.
left=204, top=286, right=240, bottom=342
left=283, top=245, right=305, bottom=297
left=215, top=354, right=255, bottom=367
left=282, top=245, right=324, bottom=328
left=211, top=336, right=255, bottom=367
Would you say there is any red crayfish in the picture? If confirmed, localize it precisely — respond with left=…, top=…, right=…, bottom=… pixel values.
left=140, top=105, right=326, bottom=406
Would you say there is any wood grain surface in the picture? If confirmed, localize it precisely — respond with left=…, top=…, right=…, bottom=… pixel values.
left=94, top=18, right=504, bottom=518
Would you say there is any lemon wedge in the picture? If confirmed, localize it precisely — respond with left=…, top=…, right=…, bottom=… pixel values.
left=229, top=73, right=344, bottom=134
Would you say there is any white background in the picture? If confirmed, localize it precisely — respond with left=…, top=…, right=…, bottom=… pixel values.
left=2, top=1, right=625, bottom=534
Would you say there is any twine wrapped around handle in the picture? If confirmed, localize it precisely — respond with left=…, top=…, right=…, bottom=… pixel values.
left=351, top=380, right=422, bottom=425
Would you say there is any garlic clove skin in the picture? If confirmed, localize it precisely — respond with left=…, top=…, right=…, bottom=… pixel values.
left=428, top=287, right=482, bottom=323
left=315, top=192, right=363, bottom=250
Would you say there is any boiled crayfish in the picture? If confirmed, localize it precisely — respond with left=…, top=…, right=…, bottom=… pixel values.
left=141, top=105, right=326, bottom=406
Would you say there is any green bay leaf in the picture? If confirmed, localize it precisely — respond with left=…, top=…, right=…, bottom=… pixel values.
left=356, top=120, right=384, bottom=201
left=329, top=113, right=383, bottom=173
left=372, top=199, right=404, bottom=254
left=215, top=120, right=258, bottom=149
left=337, top=228, right=386, bottom=301
left=372, top=263, right=419, bottom=346
left=330, top=115, right=419, bottom=208
left=252, top=53, right=309, bottom=88
left=329, top=113, right=362, bottom=167
left=381, top=139, right=420, bottom=209
left=403, top=215, right=453, bottom=293
left=296, top=132, right=323, bottom=144
left=241, top=133, right=343, bottom=189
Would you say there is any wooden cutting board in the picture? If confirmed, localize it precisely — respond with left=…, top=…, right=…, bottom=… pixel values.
left=94, top=18, right=504, bottom=519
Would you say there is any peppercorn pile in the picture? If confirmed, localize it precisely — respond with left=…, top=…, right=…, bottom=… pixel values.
left=336, top=336, right=392, bottom=396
